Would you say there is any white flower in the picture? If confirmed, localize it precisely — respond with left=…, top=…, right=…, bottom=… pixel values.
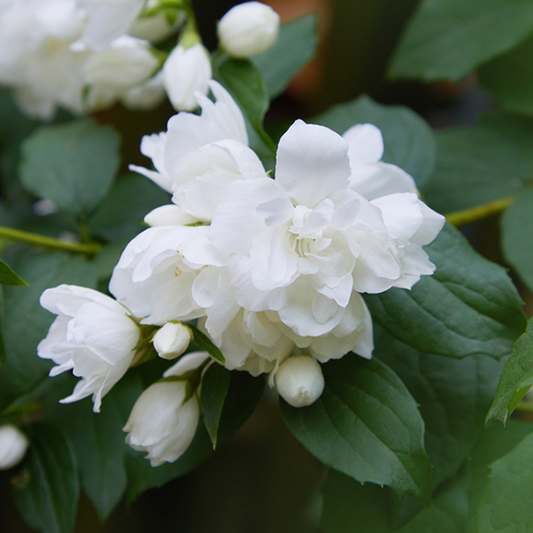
left=163, top=42, right=212, bottom=112
left=109, top=225, right=225, bottom=326
left=129, top=6, right=184, bottom=42
left=0, top=0, right=168, bottom=118
left=73, top=0, right=146, bottom=51
left=130, top=80, right=266, bottom=222
left=218, top=1, right=280, bottom=58
left=344, top=123, right=418, bottom=200
left=0, top=425, right=29, bottom=470
left=0, top=0, right=88, bottom=119
left=275, top=356, right=325, bottom=407
left=153, top=322, right=192, bottom=360
left=84, top=35, right=158, bottom=109
left=207, top=120, right=444, bottom=359
left=123, top=351, right=209, bottom=466
left=38, top=285, right=140, bottom=412
left=122, top=69, right=166, bottom=110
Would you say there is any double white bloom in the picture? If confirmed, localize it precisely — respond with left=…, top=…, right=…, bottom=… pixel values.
left=118, top=82, right=444, bottom=382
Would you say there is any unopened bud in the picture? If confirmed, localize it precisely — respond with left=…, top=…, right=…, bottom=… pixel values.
left=217, top=2, right=280, bottom=58
left=153, top=322, right=192, bottom=360
left=0, top=425, right=29, bottom=470
left=275, top=356, right=325, bottom=408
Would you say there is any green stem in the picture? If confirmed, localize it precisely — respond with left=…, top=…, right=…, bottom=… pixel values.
left=0, top=226, right=102, bottom=255
left=445, top=196, right=515, bottom=227
left=515, top=401, right=533, bottom=413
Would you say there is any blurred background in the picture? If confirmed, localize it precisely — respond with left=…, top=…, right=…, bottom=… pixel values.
left=0, top=0, right=511, bottom=531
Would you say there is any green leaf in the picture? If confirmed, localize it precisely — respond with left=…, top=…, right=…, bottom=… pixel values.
left=56, top=391, right=132, bottom=521
left=365, top=223, right=526, bottom=359
left=187, top=324, right=225, bottom=364
left=374, top=326, right=505, bottom=490
left=253, top=14, right=319, bottom=99
left=281, top=355, right=431, bottom=504
left=477, top=431, right=533, bottom=532
left=314, top=95, right=436, bottom=188
left=216, top=370, right=265, bottom=448
left=200, top=363, right=231, bottom=449
left=0, top=252, right=97, bottom=411
left=19, top=119, right=121, bottom=218
left=501, top=190, right=533, bottom=293
left=13, top=424, right=79, bottom=533
left=214, top=57, right=276, bottom=164
left=125, top=419, right=214, bottom=503
left=480, top=111, right=533, bottom=172
left=478, top=33, right=533, bottom=117
left=422, top=127, right=529, bottom=214
left=88, top=174, right=170, bottom=243
left=320, top=421, right=533, bottom=533
left=388, top=0, right=533, bottom=81
left=0, top=259, right=28, bottom=286
left=486, top=317, right=533, bottom=425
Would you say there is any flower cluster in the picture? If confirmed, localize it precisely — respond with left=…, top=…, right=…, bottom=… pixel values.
left=0, top=0, right=280, bottom=119
left=37, top=82, right=443, bottom=466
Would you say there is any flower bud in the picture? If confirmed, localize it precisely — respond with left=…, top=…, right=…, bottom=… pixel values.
left=153, top=322, right=192, bottom=360
left=275, top=356, right=325, bottom=408
left=124, top=380, right=199, bottom=466
left=163, top=42, right=211, bottom=111
left=217, top=2, right=280, bottom=58
left=0, top=425, right=29, bottom=470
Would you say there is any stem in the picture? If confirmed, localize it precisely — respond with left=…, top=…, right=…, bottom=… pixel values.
left=515, top=401, right=533, bottom=413
left=445, top=196, right=515, bottom=227
left=0, top=226, right=102, bottom=255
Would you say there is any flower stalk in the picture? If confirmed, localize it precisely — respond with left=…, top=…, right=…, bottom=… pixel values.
left=0, top=226, right=102, bottom=255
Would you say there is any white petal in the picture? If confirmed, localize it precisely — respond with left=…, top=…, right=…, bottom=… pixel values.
left=343, top=123, right=384, bottom=163
left=275, top=120, right=351, bottom=207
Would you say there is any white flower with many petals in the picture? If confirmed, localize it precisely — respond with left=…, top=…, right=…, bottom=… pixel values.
left=0, top=425, right=29, bottom=470
left=124, top=351, right=209, bottom=466
left=218, top=2, right=280, bottom=58
left=38, top=285, right=140, bottom=412
left=131, top=80, right=266, bottom=222
left=206, top=120, right=444, bottom=361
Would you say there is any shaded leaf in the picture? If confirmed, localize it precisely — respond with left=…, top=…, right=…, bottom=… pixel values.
left=486, top=317, right=533, bottom=425
left=13, top=424, right=79, bottom=533
left=422, top=127, right=529, bottom=214
left=478, top=33, right=533, bottom=117
left=0, top=252, right=97, bottom=411
left=88, top=174, right=170, bottom=243
left=374, top=326, right=505, bottom=490
left=214, top=57, right=276, bottom=164
left=0, top=260, right=28, bottom=286
left=281, top=355, right=431, bottom=504
left=200, top=364, right=231, bottom=449
left=365, top=224, right=526, bottom=359
left=253, top=15, right=319, bottom=98
left=19, top=119, right=121, bottom=218
left=320, top=421, right=533, bottom=533
left=388, top=0, right=533, bottom=81
left=477, top=431, right=533, bottom=532
left=187, top=324, right=225, bottom=364
left=501, top=190, right=533, bottom=293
